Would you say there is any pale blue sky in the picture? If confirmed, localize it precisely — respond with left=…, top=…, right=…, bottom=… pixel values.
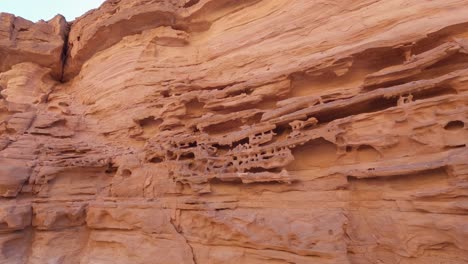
left=0, top=0, right=106, bottom=22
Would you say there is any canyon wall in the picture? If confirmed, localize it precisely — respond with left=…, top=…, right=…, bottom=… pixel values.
left=1, top=0, right=468, bottom=263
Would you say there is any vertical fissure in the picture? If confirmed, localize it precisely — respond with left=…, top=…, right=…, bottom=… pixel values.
left=60, top=22, right=71, bottom=83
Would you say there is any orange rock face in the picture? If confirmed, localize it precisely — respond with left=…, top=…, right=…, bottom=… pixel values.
left=1, top=0, right=468, bottom=263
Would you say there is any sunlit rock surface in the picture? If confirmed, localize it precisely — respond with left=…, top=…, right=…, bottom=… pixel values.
left=1, top=0, right=468, bottom=263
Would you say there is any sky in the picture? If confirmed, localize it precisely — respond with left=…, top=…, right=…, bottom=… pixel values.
left=0, top=0, right=106, bottom=22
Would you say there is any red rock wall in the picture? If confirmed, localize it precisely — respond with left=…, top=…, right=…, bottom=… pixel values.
left=1, top=0, right=468, bottom=263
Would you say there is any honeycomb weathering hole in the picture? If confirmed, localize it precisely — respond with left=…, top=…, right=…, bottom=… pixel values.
left=444, top=120, right=464, bottom=131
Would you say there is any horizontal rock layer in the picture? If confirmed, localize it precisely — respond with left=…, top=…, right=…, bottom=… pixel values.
left=1, top=0, right=468, bottom=263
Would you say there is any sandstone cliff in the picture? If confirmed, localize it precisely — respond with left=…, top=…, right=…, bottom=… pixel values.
left=1, top=0, right=468, bottom=263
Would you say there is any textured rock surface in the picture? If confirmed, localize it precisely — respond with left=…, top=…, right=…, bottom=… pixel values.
left=1, top=0, right=468, bottom=263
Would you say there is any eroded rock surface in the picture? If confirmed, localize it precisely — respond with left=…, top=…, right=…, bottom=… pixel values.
left=1, top=0, right=468, bottom=263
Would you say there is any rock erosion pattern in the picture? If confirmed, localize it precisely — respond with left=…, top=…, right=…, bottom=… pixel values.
left=1, top=0, right=468, bottom=263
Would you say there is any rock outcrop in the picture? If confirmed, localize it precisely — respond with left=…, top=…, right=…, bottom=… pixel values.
left=1, top=0, right=468, bottom=263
